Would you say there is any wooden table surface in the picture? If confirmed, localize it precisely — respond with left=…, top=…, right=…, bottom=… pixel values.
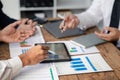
left=0, top=27, right=120, bottom=80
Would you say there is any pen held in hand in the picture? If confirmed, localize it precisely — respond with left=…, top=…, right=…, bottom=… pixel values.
left=103, top=30, right=110, bottom=34
left=60, top=20, right=65, bottom=33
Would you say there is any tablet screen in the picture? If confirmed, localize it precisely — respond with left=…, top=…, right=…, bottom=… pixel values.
left=35, top=43, right=71, bottom=63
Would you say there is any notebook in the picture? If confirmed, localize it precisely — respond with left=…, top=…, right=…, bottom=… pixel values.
left=70, top=33, right=107, bottom=48
left=43, top=20, right=85, bottom=38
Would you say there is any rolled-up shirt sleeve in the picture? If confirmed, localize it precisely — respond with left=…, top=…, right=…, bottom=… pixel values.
left=0, top=56, right=23, bottom=80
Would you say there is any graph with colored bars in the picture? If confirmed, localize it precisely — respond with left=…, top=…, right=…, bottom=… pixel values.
left=64, top=41, right=99, bottom=55
left=20, top=41, right=31, bottom=54
left=20, top=41, right=32, bottom=47
left=54, top=54, right=112, bottom=75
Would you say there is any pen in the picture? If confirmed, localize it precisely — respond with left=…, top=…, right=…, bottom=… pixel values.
left=61, top=20, right=65, bottom=33
left=103, top=29, right=110, bottom=34
left=103, top=30, right=108, bottom=34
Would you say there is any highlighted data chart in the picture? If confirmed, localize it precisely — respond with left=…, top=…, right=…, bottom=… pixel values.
left=54, top=53, right=112, bottom=75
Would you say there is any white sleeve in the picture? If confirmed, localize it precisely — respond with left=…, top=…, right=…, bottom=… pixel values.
left=0, top=57, right=23, bottom=80
left=76, top=0, right=103, bottom=30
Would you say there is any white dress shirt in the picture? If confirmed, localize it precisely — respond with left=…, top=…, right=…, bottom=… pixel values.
left=76, top=0, right=120, bottom=47
left=76, top=0, right=120, bottom=30
left=0, top=57, right=22, bottom=80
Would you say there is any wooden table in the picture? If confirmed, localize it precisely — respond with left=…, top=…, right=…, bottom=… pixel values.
left=0, top=27, right=120, bottom=80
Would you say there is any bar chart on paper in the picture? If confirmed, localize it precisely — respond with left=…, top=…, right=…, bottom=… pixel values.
left=65, top=41, right=99, bottom=55
left=54, top=54, right=112, bottom=75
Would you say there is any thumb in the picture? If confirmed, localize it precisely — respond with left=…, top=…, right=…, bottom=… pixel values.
left=9, top=20, right=21, bottom=28
left=104, top=27, right=115, bottom=31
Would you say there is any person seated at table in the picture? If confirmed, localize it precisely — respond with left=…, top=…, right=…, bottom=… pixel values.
left=0, top=1, right=37, bottom=37
left=59, top=0, right=120, bottom=48
left=0, top=21, right=49, bottom=80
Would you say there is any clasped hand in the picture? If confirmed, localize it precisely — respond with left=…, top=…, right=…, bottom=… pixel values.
left=0, top=19, right=37, bottom=43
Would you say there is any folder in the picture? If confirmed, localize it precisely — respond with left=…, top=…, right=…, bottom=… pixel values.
left=70, top=33, right=107, bottom=48
left=43, top=20, right=85, bottom=38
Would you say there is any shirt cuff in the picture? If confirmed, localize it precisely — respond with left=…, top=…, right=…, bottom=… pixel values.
left=75, top=14, right=88, bottom=30
left=7, top=56, right=23, bottom=77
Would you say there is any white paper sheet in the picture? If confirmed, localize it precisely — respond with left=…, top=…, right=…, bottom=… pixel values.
left=13, top=63, right=59, bottom=80
left=54, top=53, right=112, bottom=75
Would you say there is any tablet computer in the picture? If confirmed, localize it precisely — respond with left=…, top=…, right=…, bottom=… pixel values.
left=35, top=42, right=71, bottom=63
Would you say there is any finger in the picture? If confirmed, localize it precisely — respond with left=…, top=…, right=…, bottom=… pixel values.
left=68, top=19, right=75, bottom=28
left=74, top=17, right=79, bottom=25
left=10, top=21, right=21, bottom=28
left=27, top=19, right=33, bottom=25
left=104, top=27, right=117, bottom=32
left=44, top=53, right=49, bottom=59
left=32, top=22, right=37, bottom=27
left=71, top=19, right=77, bottom=29
left=59, top=20, right=65, bottom=29
left=95, top=31, right=108, bottom=38
left=21, top=18, right=29, bottom=24
left=32, top=27, right=37, bottom=32
left=65, top=15, right=70, bottom=21
left=41, top=46, right=49, bottom=50
left=36, top=45, right=49, bottom=50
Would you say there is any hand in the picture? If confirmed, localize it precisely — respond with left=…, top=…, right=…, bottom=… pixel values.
left=59, top=14, right=79, bottom=32
left=19, top=45, right=49, bottom=67
left=95, top=27, right=120, bottom=41
left=0, top=21, right=29, bottom=43
left=17, top=18, right=37, bottom=37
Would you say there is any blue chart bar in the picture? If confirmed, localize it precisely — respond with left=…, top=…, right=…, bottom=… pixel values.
left=71, top=58, right=87, bottom=71
left=80, top=46, right=85, bottom=52
left=72, top=58, right=81, bottom=61
left=70, top=47, right=78, bottom=52
left=85, top=56, right=97, bottom=71
left=22, top=49, right=28, bottom=53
